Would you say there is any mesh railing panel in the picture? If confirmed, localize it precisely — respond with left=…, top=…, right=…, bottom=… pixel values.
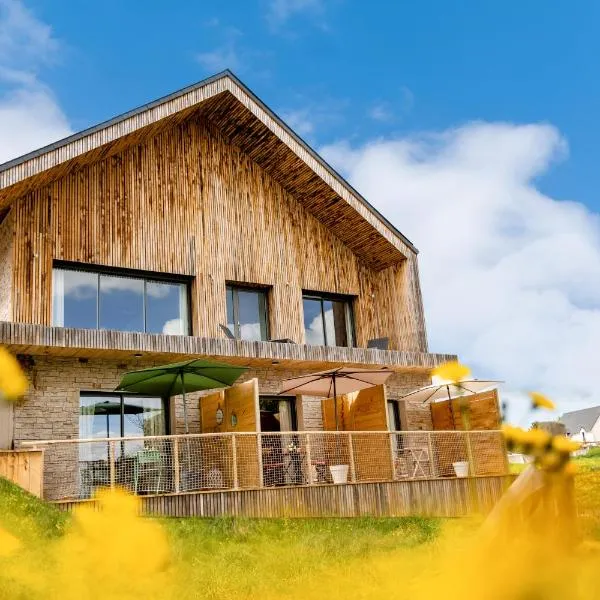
left=24, top=430, right=509, bottom=501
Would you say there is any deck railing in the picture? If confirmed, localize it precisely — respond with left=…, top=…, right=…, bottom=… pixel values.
left=21, top=430, right=508, bottom=502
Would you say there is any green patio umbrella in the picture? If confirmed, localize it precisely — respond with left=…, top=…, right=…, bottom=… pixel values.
left=116, top=359, right=248, bottom=434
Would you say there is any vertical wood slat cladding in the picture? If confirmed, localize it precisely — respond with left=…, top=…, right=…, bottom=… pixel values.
left=10, top=116, right=426, bottom=351
left=0, top=209, right=14, bottom=321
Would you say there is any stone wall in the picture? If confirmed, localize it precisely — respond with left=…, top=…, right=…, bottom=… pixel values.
left=12, top=355, right=431, bottom=499
left=0, top=210, right=13, bottom=321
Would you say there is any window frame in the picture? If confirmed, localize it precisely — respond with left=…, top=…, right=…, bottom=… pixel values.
left=52, top=261, right=192, bottom=335
left=301, top=290, right=356, bottom=348
left=225, top=282, right=270, bottom=341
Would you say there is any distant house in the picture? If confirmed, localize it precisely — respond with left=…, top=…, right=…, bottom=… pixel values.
left=560, top=407, right=600, bottom=443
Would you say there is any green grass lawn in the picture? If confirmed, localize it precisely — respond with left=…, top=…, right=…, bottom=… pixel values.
left=1, top=453, right=599, bottom=599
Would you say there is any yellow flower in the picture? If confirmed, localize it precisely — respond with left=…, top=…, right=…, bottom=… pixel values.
left=536, top=450, right=564, bottom=472
left=552, top=435, right=581, bottom=454
left=0, top=347, right=28, bottom=402
left=0, top=527, right=21, bottom=557
left=529, top=391, right=555, bottom=411
left=520, top=428, right=552, bottom=450
left=432, top=361, right=471, bottom=383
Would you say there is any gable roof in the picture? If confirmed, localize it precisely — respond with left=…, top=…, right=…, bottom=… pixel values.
left=559, top=406, right=600, bottom=434
left=0, top=71, right=416, bottom=271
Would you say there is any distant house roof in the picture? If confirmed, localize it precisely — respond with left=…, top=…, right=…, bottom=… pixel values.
left=559, top=406, right=600, bottom=435
left=0, top=70, right=416, bottom=271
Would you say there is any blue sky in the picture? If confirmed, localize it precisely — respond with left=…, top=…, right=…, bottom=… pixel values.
left=3, top=0, right=600, bottom=421
left=19, top=0, right=600, bottom=209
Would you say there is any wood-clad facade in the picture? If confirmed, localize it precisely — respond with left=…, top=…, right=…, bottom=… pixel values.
left=5, top=116, right=424, bottom=351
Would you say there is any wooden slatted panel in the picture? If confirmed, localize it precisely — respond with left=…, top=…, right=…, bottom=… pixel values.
left=431, top=390, right=506, bottom=476
left=7, top=116, right=426, bottom=352
left=0, top=76, right=415, bottom=270
left=225, top=379, right=260, bottom=489
left=54, top=475, right=516, bottom=518
left=0, top=322, right=456, bottom=371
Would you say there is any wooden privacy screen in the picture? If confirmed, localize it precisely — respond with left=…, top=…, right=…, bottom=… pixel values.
left=198, top=379, right=260, bottom=489
left=322, top=386, right=394, bottom=481
left=430, top=389, right=508, bottom=477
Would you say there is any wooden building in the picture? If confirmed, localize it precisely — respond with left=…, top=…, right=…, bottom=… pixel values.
left=0, top=71, right=508, bottom=514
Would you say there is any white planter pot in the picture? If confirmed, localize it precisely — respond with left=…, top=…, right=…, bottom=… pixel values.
left=329, top=464, right=349, bottom=484
left=453, top=461, right=469, bottom=478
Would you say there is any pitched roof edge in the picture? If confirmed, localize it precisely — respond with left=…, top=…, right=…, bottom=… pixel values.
left=0, top=70, right=418, bottom=255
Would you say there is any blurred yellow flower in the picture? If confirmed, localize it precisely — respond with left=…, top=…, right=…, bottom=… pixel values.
left=0, top=347, right=28, bottom=402
left=432, top=361, right=471, bottom=383
left=0, top=527, right=21, bottom=557
left=552, top=436, right=582, bottom=454
left=529, top=392, right=555, bottom=411
left=517, top=428, right=552, bottom=454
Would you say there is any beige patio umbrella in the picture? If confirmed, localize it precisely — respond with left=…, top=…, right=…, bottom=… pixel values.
left=278, top=367, right=394, bottom=430
left=398, top=379, right=502, bottom=405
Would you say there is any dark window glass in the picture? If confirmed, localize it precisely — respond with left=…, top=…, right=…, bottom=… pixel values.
left=259, top=396, right=297, bottom=432
left=52, top=267, right=189, bottom=335
left=226, top=285, right=269, bottom=341
left=302, top=293, right=355, bottom=347
left=53, top=270, right=98, bottom=329
left=145, top=281, right=188, bottom=335
left=99, top=274, right=144, bottom=332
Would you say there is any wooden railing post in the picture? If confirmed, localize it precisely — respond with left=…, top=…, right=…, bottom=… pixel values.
left=427, top=432, right=435, bottom=477
left=108, top=441, right=115, bottom=490
left=348, top=432, right=356, bottom=483
left=465, top=431, right=475, bottom=476
left=173, top=437, right=180, bottom=493
left=305, top=432, right=313, bottom=485
left=232, top=434, right=239, bottom=490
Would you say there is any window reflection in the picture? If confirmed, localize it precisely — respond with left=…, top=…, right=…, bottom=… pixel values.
left=303, top=298, right=325, bottom=346
left=53, top=270, right=98, bottom=328
left=302, top=293, right=355, bottom=347
left=79, top=393, right=167, bottom=462
left=52, top=267, right=190, bottom=335
left=99, top=274, right=144, bottom=332
left=146, top=281, right=188, bottom=335
left=226, top=285, right=269, bottom=341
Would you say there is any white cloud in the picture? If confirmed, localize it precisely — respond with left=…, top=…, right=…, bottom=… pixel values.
left=0, top=0, right=71, bottom=164
left=281, top=107, right=315, bottom=137
left=266, top=0, right=325, bottom=28
left=196, top=41, right=241, bottom=73
left=280, top=95, right=347, bottom=142
left=321, top=122, right=600, bottom=425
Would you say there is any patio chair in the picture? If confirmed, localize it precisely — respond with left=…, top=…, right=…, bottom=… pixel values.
left=367, top=337, right=389, bottom=350
left=133, top=449, right=163, bottom=494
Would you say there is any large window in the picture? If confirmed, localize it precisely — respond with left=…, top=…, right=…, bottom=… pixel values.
left=52, top=265, right=190, bottom=335
left=226, top=284, right=269, bottom=341
left=302, top=292, right=355, bottom=347
left=79, top=392, right=168, bottom=460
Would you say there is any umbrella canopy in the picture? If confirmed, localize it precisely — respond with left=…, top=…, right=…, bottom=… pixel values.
left=116, top=359, right=247, bottom=433
left=278, top=367, right=394, bottom=430
left=399, top=380, right=502, bottom=404
left=80, top=400, right=159, bottom=415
